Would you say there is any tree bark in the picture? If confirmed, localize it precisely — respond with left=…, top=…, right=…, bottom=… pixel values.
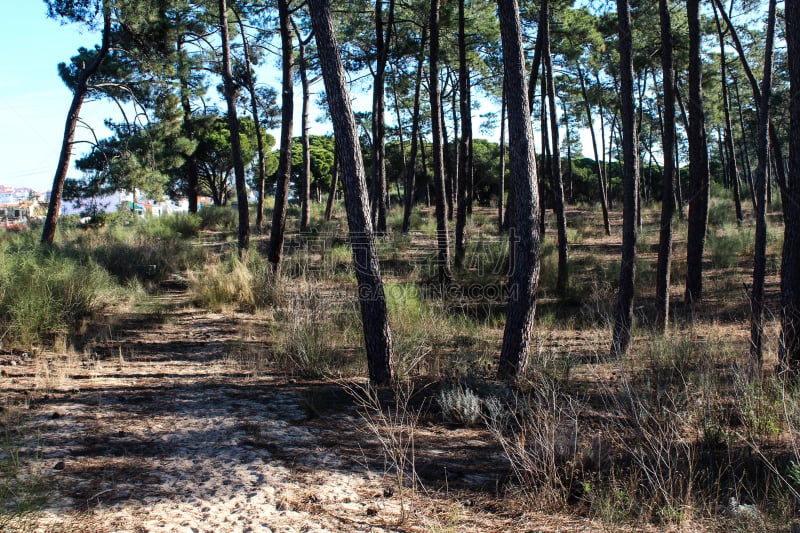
left=749, top=0, right=777, bottom=375
left=780, top=0, right=800, bottom=377
left=455, top=0, right=472, bottom=269
left=685, top=0, right=710, bottom=307
left=497, top=0, right=541, bottom=381
left=656, top=0, right=676, bottom=331
left=42, top=5, right=112, bottom=244
left=296, top=24, right=313, bottom=232
left=498, top=78, right=506, bottom=233
left=370, top=0, right=394, bottom=235
left=267, top=0, right=294, bottom=275
left=219, top=0, right=250, bottom=254
left=324, top=146, right=339, bottom=221
left=543, top=2, right=568, bottom=295
left=401, top=28, right=426, bottom=234
left=308, top=0, right=395, bottom=386
left=610, top=0, right=638, bottom=358
left=429, top=0, right=452, bottom=285
left=577, top=63, right=611, bottom=236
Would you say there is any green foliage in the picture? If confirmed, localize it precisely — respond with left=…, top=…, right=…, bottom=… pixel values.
left=0, top=236, right=116, bottom=350
left=198, top=205, right=238, bottom=231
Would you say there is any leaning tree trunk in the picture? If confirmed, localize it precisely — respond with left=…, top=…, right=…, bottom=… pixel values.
left=543, top=2, right=568, bottom=295
left=267, top=0, right=294, bottom=275
left=655, top=0, right=677, bottom=331
left=429, top=0, right=452, bottom=285
left=780, top=0, right=800, bottom=377
left=236, top=13, right=268, bottom=232
left=455, top=0, right=472, bottom=269
left=324, top=147, right=339, bottom=221
left=370, top=0, right=394, bottom=235
left=749, top=0, right=777, bottom=375
left=307, top=0, right=395, bottom=386
left=219, top=0, right=250, bottom=254
left=496, top=0, right=542, bottom=382
left=576, top=65, right=611, bottom=236
left=712, top=2, right=743, bottom=225
left=42, top=6, right=112, bottom=244
left=610, top=0, right=639, bottom=359
left=296, top=25, right=313, bottom=232
left=401, top=28, right=426, bottom=234
left=685, top=0, right=710, bottom=307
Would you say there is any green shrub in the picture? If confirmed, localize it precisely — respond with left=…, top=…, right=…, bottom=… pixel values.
left=199, top=205, right=238, bottom=231
left=189, top=255, right=255, bottom=311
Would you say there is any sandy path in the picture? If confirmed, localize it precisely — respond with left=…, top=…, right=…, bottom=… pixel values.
left=1, top=297, right=601, bottom=532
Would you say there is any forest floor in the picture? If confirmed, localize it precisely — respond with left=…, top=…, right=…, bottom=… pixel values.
left=0, top=290, right=622, bottom=533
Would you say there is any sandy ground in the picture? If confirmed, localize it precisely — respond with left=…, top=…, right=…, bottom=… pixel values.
left=0, top=296, right=612, bottom=532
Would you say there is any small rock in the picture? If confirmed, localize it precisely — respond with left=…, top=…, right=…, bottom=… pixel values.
left=53, top=461, right=65, bottom=470
left=50, top=412, right=63, bottom=419
left=366, top=507, right=378, bottom=516
left=382, top=487, right=394, bottom=498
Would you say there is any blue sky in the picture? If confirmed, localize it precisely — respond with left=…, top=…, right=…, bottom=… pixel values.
left=0, top=3, right=121, bottom=191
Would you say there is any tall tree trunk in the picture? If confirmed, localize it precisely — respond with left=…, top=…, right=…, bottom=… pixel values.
left=219, top=0, right=250, bottom=253
left=610, top=0, right=638, bottom=358
left=712, top=3, right=743, bottom=224
left=429, top=0, right=452, bottom=284
left=685, top=0, right=710, bottom=307
left=750, top=0, right=777, bottom=375
left=267, top=0, right=294, bottom=275
left=455, top=0, right=472, bottom=269
left=543, top=3, right=568, bottom=295
left=324, top=147, right=339, bottom=221
left=236, top=14, right=268, bottom=232
left=498, top=78, right=506, bottom=232
left=308, top=0, right=395, bottom=386
left=444, top=85, right=456, bottom=220
left=733, top=77, right=757, bottom=211
left=577, top=64, right=611, bottom=235
left=656, top=0, right=676, bottom=331
left=401, top=28, right=427, bottom=234
left=780, top=0, right=800, bottom=377
left=178, top=39, right=199, bottom=215
left=296, top=25, right=313, bottom=232
left=42, top=5, right=112, bottom=244
left=540, top=74, right=550, bottom=237
left=497, top=0, right=542, bottom=382
left=370, top=0, right=394, bottom=235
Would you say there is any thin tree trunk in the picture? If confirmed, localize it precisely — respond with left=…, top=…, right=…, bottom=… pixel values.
left=455, top=0, right=472, bottom=269
left=543, top=3, right=568, bottom=295
left=498, top=78, right=506, bottom=233
left=296, top=25, right=312, bottom=232
left=308, top=0, right=395, bottom=386
left=401, top=28, right=427, bottom=234
left=685, top=0, right=710, bottom=307
left=430, top=0, right=452, bottom=284
left=610, top=0, right=638, bottom=358
left=577, top=64, right=611, bottom=235
left=779, top=0, right=800, bottom=377
left=42, top=5, right=112, bottom=244
left=370, top=0, right=394, bottom=235
left=750, top=0, right=777, bottom=375
left=237, top=13, right=268, bottom=232
left=324, top=147, right=339, bottom=221
left=219, top=0, right=249, bottom=254
left=734, top=77, right=757, bottom=211
left=497, top=0, right=541, bottom=382
left=656, top=0, right=676, bottom=331
left=267, top=0, right=294, bottom=274
left=444, top=85, right=456, bottom=220
left=177, top=38, right=200, bottom=215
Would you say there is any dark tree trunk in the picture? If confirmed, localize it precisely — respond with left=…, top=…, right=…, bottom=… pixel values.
left=498, top=79, right=506, bottom=233
left=443, top=85, right=456, bottom=221
left=267, top=0, right=294, bottom=275
left=656, top=0, right=676, bottom=331
left=712, top=3, right=743, bottom=225
left=429, top=0, right=452, bottom=285
left=750, top=0, right=777, bottom=375
left=324, top=147, right=339, bottom=221
left=178, top=38, right=200, bottom=215
left=543, top=2, right=568, bottom=295
left=780, top=0, right=800, bottom=377
left=370, top=0, right=394, bottom=235
left=685, top=0, right=710, bottom=307
left=577, top=64, right=611, bottom=235
left=455, top=0, right=472, bottom=269
left=235, top=14, right=268, bottom=232
left=610, top=0, right=638, bottom=358
left=296, top=25, right=313, bottom=232
left=540, top=74, right=550, bottom=237
left=219, top=0, right=250, bottom=253
left=308, top=0, right=395, bottom=386
left=401, top=28, right=426, bottom=234
left=497, top=0, right=542, bottom=382
left=42, top=6, right=112, bottom=244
